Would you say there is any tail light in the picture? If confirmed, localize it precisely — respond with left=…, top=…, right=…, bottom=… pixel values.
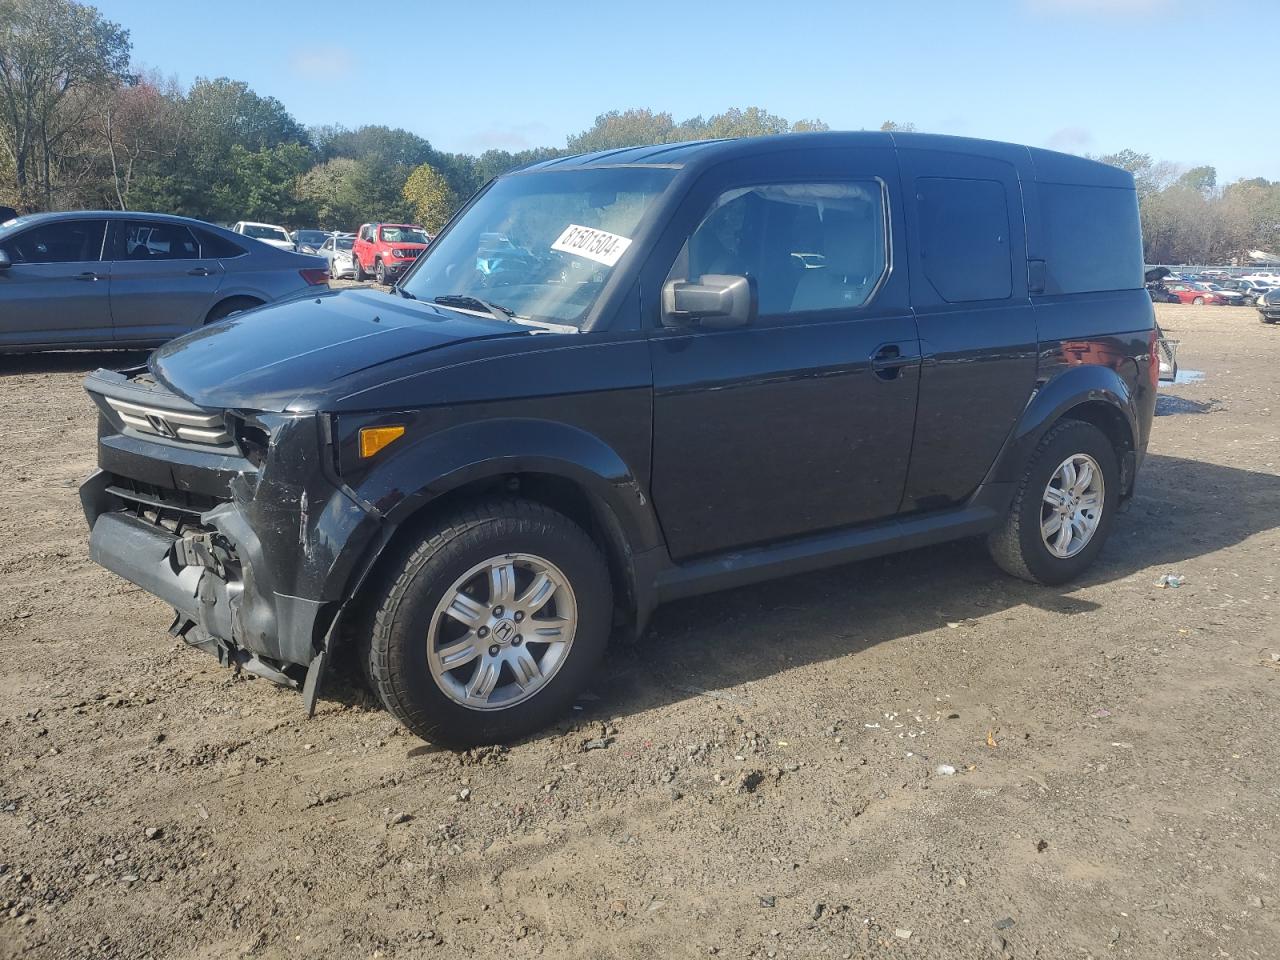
left=299, top=268, right=329, bottom=286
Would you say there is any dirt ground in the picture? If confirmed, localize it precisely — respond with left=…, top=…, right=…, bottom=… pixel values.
left=1, top=303, right=1277, bottom=960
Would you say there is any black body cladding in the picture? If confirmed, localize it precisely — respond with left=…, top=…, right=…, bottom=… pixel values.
left=80, top=131, right=1156, bottom=692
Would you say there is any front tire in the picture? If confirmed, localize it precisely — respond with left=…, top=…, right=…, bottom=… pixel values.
left=352, top=253, right=368, bottom=281
left=1192, top=296, right=1205, bottom=305
left=365, top=500, right=612, bottom=747
left=375, top=259, right=387, bottom=285
left=987, top=420, right=1119, bottom=585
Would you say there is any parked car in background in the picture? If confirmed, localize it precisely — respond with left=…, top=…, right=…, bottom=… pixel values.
left=231, top=221, right=294, bottom=251
left=1147, top=282, right=1179, bottom=303
left=1164, top=282, right=1233, bottom=305
left=0, top=205, right=16, bottom=225
left=352, top=222, right=431, bottom=284
left=1215, top=278, right=1266, bottom=304
left=79, top=132, right=1157, bottom=746
left=1259, top=287, right=1280, bottom=324
left=1195, top=282, right=1247, bottom=306
left=317, top=233, right=356, bottom=279
left=0, top=211, right=329, bottom=352
left=291, top=229, right=330, bottom=254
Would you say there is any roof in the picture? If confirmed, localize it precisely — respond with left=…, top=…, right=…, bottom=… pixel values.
left=3, top=209, right=217, bottom=225
left=0, top=209, right=230, bottom=232
left=517, top=130, right=1133, bottom=188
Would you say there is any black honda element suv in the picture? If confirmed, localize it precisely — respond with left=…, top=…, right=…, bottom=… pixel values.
left=82, top=132, right=1157, bottom=746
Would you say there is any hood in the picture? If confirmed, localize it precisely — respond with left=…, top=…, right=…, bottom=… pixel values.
left=151, top=288, right=525, bottom=411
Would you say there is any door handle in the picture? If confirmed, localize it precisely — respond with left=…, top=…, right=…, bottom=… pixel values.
left=74, top=271, right=102, bottom=281
left=870, top=343, right=917, bottom=381
left=187, top=267, right=215, bottom=276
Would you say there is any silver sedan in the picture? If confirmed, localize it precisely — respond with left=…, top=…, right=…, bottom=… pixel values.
left=316, top=233, right=357, bottom=280
left=0, top=210, right=331, bottom=352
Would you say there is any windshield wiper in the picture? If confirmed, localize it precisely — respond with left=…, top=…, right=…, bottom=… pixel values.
left=431, top=294, right=517, bottom=322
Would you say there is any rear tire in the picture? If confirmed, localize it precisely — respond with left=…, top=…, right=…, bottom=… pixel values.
left=204, top=296, right=263, bottom=325
left=987, top=420, right=1119, bottom=585
left=365, top=499, right=612, bottom=747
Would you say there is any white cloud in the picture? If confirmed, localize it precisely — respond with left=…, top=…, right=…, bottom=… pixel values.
left=1027, top=0, right=1177, bottom=12
left=1045, top=126, right=1094, bottom=153
left=288, top=45, right=356, bottom=82
left=455, top=122, right=556, bottom=153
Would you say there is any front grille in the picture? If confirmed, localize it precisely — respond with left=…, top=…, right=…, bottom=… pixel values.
left=104, top=396, right=231, bottom=446
left=105, top=475, right=225, bottom=533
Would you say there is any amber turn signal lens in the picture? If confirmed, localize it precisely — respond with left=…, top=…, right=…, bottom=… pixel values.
left=359, top=425, right=405, bottom=458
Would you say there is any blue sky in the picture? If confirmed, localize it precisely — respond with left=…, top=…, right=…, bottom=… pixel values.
left=97, top=0, right=1278, bottom=183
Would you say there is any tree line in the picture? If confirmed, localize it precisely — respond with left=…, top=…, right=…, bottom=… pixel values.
left=2, top=0, right=1277, bottom=263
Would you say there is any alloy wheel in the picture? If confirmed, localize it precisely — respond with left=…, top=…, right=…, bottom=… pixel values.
left=426, top=554, right=577, bottom=711
left=1040, top=453, right=1105, bottom=559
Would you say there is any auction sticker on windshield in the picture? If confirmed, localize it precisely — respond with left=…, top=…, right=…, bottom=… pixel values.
left=551, top=224, right=632, bottom=267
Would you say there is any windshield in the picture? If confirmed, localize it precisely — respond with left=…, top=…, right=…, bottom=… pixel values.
left=381, top=226, right=430, bottom=244
left=336, top=237, right=354, bottom=250
left=243, top=225, right=288, bottom=241
left=294, top=230, right=327, bottom=245
left=401, top=167, right=676, bottom=327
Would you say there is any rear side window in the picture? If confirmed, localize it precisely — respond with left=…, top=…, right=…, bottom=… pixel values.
left=916, top=177, right=1011, bottom=302
left=196, top=229, right=246, bottom=259
left=670, top=181, right=888, bottom=317
left=1040, top=183, right=1143, bottom=294
left=118, top=221, right=201, bottom=261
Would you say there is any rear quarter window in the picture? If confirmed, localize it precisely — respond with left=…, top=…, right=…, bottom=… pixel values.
left=916, top=177, right=1012, bottom=302
left=197, top=230, right=247, bottom=259
left=1040, top=183, right=1143, bottom=294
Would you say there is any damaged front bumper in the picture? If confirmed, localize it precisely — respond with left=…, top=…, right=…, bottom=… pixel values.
left=80, top=368, right=381, bottom=692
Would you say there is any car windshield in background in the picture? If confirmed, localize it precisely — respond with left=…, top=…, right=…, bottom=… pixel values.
left=400, top=167, right=677, bottom=327
left=294, top=231, right=327, bottom=245
left=244, top=225, right=288, bottom=241
left=381, top=227, right=429, bottom=244
left=336, top=237, right=354, bottom=250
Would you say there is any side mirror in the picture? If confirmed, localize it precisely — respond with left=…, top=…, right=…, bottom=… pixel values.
left=0, top=249, right=10, bottom=270
left=661, top=274, right=755, bottom=330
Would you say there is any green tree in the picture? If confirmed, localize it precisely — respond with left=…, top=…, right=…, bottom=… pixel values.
left=296, top=156, right=370, bottom=230
left=317, top=124, right=435, bottom=167
left=402, top=162, right=457, bottom=233
left=1177, top=165, right=1217, bottom=196
left=567, top=106, right=827, bottom=154
left=567, top=109, right=677, bottom=153
left=879, top=120, right=916, bottom=132
left=699, top=106, right=793, bottom=139
left=0, top=0, right=131, bottom=208
left=212, top=141, right=312, bottom=223
left=136, top=77, right=311, bottom=220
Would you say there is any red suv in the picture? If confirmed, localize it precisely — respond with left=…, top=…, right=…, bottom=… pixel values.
left=352, top=223, right=431, bottom=284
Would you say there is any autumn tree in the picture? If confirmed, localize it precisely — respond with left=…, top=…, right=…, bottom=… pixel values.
left=402, top=162, right=457, bottom=233
left=98, top=74, right=183, bottom=209
left=0, top=0, right=131, bottom=208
